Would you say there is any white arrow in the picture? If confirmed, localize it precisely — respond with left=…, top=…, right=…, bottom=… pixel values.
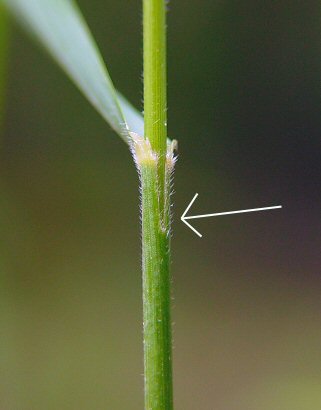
left=181, top=193, right=282, bottom=238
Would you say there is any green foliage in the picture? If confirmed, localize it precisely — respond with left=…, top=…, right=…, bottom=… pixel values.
left=3, top=1, right=174, bottom=409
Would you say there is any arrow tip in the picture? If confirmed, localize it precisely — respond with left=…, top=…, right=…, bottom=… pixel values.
left=181, top=193, right=202, bottom=237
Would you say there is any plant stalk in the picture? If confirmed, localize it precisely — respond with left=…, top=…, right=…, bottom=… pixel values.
left=140, top=0, right=173, bottom=409
left=143, top=0, right=167, bottom=199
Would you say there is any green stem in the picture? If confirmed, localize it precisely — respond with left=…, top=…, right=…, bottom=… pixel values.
left=143, top=0, right=167, bottom=202
left=140, top=1, right=173, bottom=409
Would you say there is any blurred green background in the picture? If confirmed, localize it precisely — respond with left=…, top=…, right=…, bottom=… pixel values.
left=1, top=1, right=321, bottom=409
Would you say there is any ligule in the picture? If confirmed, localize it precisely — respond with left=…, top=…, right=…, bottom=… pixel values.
left=130, top=131, right=158, bottom=168
left=130, top=131, right=177, bottom=172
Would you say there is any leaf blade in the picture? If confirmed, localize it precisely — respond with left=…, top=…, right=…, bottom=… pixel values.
left=117, top=92, right=144, bottom=138
left=3, top=0, right=144, bottom=142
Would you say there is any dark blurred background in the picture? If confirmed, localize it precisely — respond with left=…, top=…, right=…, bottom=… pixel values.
left=1, top=1, right=321, bottom=409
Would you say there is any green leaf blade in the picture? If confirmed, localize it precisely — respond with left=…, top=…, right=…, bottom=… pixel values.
left=117, top=92, right=144, bottom=139
left=3, top=0, right=144, bottom=143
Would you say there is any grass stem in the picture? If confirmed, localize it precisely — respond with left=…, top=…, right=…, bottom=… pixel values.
left=143, top=0, right=167, bottom=201
left=140, top=1, right=173, bottom=409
